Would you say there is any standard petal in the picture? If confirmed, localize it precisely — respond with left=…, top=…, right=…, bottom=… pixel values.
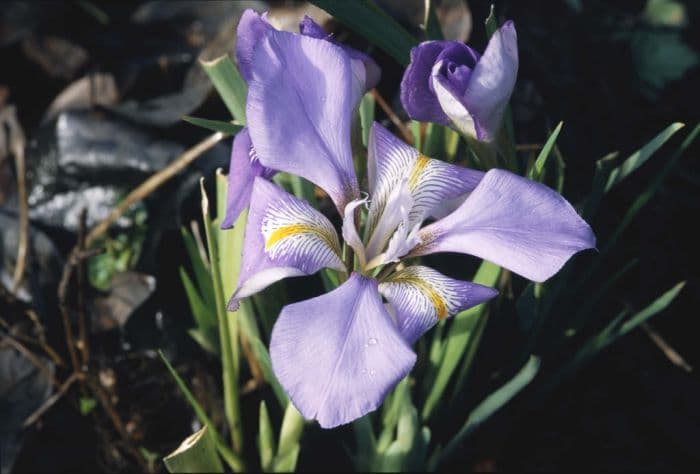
left=462, top=21, right=518, bottom=141
left=300, top=15, right=380, bottom=97
left=221, top=128, right=275, bottom=229
left=413, top=169, right=596, bottom=283
left=229, top=178, right=344, bottom=309
left=366, top=122, right=483, bottom=237
left=246, top=30, right=360, bottom=213
left=235, top=9, right=273, bottom=83
left=270, top=273, right=416, bottom=428
left=400, top=41, right=452, bottom=125
left=379, top=266, right=498, bottom=343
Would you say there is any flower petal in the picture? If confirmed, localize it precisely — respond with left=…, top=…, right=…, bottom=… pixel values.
left=400, top=41, right=453, bottom=125
left=431, top=61, right=478, bottom=139
left=366, top=122, right=483, bottom=237
left=246, top=30, right=360, bottom=213
left=462, top=21, right=518, bottom=141
left=229, top=178, right=344, bottom=309
left=379, top=266, right=498, bottom=343
left=270, top=273, right=416, bottom=428
left=413, top=169, right=596, bottom=282
left=300, top=15, right=380, bottom=99
left=221, top=128, right=275, bottom=229
left=235, top=9, right=273, bottom=83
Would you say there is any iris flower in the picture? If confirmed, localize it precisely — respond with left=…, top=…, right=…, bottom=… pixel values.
left=223, top=10, right=595, bottom=428
left=401, top=22, right=518, bottom=142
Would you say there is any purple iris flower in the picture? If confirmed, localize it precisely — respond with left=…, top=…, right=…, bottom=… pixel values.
left=223, top=10, right=595, bottom=428
left=400, top=22, right=518, bottom=142
left=221, top=10, right=380, bottom=229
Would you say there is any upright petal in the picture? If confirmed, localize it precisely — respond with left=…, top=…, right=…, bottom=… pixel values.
left=221, top=128, right=275, bottom=229
left=270, top=273, right=416, bottom=428
left=229, top=178, right=344, bottom=309
left=431, top=61, right=478, bottom=139
left=366, top=122, right=483, bottom=237
left=462, top=21, right=518, bottom=141
left=235, top=9, right=273, bottom=83
left=246, top=31, right=360, bottom=213
left=413, top=169, right=596, bottom=283
left=400, top=41, right=453, bottom=125
left=379, top=266, right=498, bottom=343
left=300, top=15, right=380, bottom=101
left=342, top=197, right=368, bottom=268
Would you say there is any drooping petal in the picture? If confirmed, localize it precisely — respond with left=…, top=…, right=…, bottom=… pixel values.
left=221, top=128, right=275, bottom=229
left=413, top=169, right=596, bottom=283
left=229, top=178, right=344, bottom=309
left=400, top=41, right=453, bottom=125
left=379, top=266, right=498, bottom=343
left=462, top=21, right=518, bottom=141
left=246, top=30, right=360, bottom=213
left=235, top=9, right=273, bottom=83
left=366, top=122, right=483, bottom=237
left=270, top=273, right=416, bottom=428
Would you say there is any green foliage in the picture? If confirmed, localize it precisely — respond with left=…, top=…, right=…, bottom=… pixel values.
left=200, top=55, right=248, bottom=123
left=163, top=426, right=224, bottom=473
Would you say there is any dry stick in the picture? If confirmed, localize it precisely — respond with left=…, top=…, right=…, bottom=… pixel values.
left=1, top=336, right=60, bottom=388
left=58, top=249, right=83, bottom=375
left=371, top=88, right=414, bottom=145
left=22, top=372, right=82, bottom=427
left=86, top=131, right=227, bottom=247
left=76, top=208, right=89, bottom=366
left=642, top=322, right=693, bottom=373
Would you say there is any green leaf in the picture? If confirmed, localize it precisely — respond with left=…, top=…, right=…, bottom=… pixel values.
left=163, top=426, right=224, bottom=474
left=582, top=152, right=618, bottom=220
left=159, top=351, right=244, bottom=472
left=272, top=444, right=300, bottom=473
left=422, top=260, right=501, bottom=420
left=438, top=356, right=540, bottom=465
left=200, top=55, right=248, bottom=124
left=180, top=267, right=219, bottom=353
left=79, top=397, right=97, bottom=415
left=485, top=4, right=498, bottom=38
left=360, top=92, right=376, bottom=147
left=309, top=0, right=419, bottom=65
left=274, top=404, right=304, bottom=472
left=528, top=122, right=563, bottom=181
left=180, top=226, right=215, bottom=307
left=632, top=30, right=697, bottom=98
left=250, top=337, right=288, bottom=408
left=182, top=116, right=243, bottom=135
left=644, top=0, right=687, bottom=27
left=605, top=122, right=684, bottom=192
left=258, top=401, right=276, bottom=472
left=424, top=0, right=444, bottom=40
left=620, top=281, right=686, bottom=336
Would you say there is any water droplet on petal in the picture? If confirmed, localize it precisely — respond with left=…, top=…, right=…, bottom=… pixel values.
left=369, top=369, right=376, bottom=376
left=367, top=337, right=378, bottom=346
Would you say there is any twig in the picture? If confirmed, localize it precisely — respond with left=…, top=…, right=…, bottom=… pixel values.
left=642, top=322, right=693, bottom=373
left=370, top=89, right=414, bottom=145
left=85, top=131, right=227, bottom=247
left=22, top=372, right=82, bottom=427
left=0, top=105, right=29, bottom=291
left=58, top=249, right=82, bottom=375
left=76, top=208, right=89, bottom=367
left=24, top=309, right=64, bottom=365
left=515, top=143, right=543, bottom=152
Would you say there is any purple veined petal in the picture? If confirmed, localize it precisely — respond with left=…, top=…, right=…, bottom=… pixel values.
left=299, top=15, right=329, bottom=39
left=400, top=41, right=453, bottom=125
left=270, top=273, right=416, bottom=428
left=342, top=197, right=368, bottom=268
left=366, top=122, right=484, bottom=238
left=431, top=60, right=478, bottom=139
left=235, top=9, right=273, bottom=83
left=413, top=169, right=596, bottom=283
left=378, top=266, right=498, bottom=344
left=365, top=178, right=413, bottom=265
left=246, top=30, right=360, bottom=214
left=228, top=178, right=344, bottom=310
left=221, top=128, right=276, bottom=229
left=462, top=21, right=518, bottom=141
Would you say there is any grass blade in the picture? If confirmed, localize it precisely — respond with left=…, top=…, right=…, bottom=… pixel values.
left=183, top=116, right=243, bottom=135
left=200, top=55, right=248, bottom=124
left=528, top=121, right=563, bottom=181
